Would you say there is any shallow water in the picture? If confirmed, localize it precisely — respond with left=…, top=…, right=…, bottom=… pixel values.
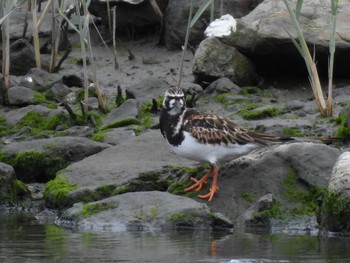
left=1, top=211, right=350, bottom=263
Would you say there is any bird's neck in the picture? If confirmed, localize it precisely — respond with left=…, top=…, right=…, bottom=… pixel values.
left=160, top=108, right=186, bottom=146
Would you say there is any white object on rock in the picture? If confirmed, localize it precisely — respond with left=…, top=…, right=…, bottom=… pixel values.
left=204, top=14, right=237, bottom=38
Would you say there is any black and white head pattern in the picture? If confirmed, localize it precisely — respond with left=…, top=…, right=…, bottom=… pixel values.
left=162, top=87, right=186, bottom=116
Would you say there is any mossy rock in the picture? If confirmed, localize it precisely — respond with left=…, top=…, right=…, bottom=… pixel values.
left=335, top=113, right=350, bottom=141
left=44, top=176, right=78, bottom=208
left=241, top=107, right=278, bottom=120
left=0, top=150, right=68, bottom=183
left=1, top=158, right=29, bottom=207
left=79, top=202, right=118, bottom=217
left=321, top=190, right=350, bottom=232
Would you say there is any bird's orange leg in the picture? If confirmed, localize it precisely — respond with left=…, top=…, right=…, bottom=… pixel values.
left=184, top=166, right=213, bottom=192
left=198, top=165, right=219, bottom=201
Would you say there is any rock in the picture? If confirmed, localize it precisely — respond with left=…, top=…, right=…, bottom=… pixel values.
left=3, top=105, right=66, bottom=126
left=46, top=130, right=196, bottom=208
left=19, top=68, right=62, bottom=92
left=205, top=77, right=240, bottom=95
left=46, top=82, right=71, bottom=102
left=102, top=128, right=136, bottom=145
left=7, top=86, right=36, bottom=106
left=205, top=14, right=237, bottom=38
left=0, top=137, right=110, bottom=183
left=320, top=152, right=350, bottom=232
left=57, top=191, right=233, bottom=232
left=179, top=82, right=203, bottom=96
left=205, top=142, right=341, bottom=221
left=84, top=97, right=100, bottom=111
left=101, top=99, right=139, bottom=129
left=243, top=193, right=275, bottom=226
left=9, top=39, right=36, bottom=76
left=165, top=0, right=264, bottom=50
left=62, top=74, right=83, bottom=87
left=328, top=152, right=350, bottom=198
left=61, top=126, right=95, bottom=138
left=35, top=209, right=58, bottom=224
left=226, top=0, right=350, bottom=77
left=0, top=162, right=29, bottom=206
left=126, top=77, right=168, bottom=104
left=273, top=142, right=340, bottom=188
left=285, top=100, right=305, bottom=111
left=193, top=37, right=257, bottom=86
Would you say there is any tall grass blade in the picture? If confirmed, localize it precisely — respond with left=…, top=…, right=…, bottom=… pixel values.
left=177, top=0, right=193, bottom=87
left=31, top=0, right=41, bottom=68
left=149, top=0, right=163, bottom=19
left=189, top=0, right=214, bottom=28
left=283, top=0, right=327, bottom=116
left=112, top=6, right=119, bottom=70
left=327, top=0, right=339, bottom=117
left=295, top=0, right=303, bottom=20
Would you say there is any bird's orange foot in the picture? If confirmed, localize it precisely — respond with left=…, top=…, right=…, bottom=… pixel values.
left=197, top=165, right=219, bottom=202
left=184, top=177, right=208, bottom=192
left=198, top=186, right=219, bottom=202
left=184, top=168, right=213, bottom=193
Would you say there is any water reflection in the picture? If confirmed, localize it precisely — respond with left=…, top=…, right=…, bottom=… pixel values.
left=1, top=210, right=350, bottom=263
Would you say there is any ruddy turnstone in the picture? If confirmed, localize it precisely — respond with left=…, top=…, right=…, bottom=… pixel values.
left=160, top=87, right=291, bottom=201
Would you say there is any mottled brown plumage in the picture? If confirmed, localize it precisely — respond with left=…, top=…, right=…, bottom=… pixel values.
left=183, top=110, right=283, bottom=146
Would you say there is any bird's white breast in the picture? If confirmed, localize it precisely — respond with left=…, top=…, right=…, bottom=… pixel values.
left=169, top=131, right=259, bottom=164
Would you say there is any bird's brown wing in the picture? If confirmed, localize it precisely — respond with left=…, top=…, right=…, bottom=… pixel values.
left=183, top=110, right=284, bottom=145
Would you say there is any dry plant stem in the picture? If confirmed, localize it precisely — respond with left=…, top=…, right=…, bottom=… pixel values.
left=76, top=0, right=89, bottom=114
left=49, top=0, right=57, bottom=73
left=327, top=0, right=338, bottom=117
left=37, top=0, right=52, bottom=28
left=283, top=0, right=327, bottom=116
left=1, top=1, right=10, bottom=95
left=177, top=0, right=193, bottom=87
left=113, top=6, right=119, bottom=70
left=107, top=0, right=113, bottom=39
left=31, top=0, right=41, bottom=68
left=87, top=33, right=108, bottom=113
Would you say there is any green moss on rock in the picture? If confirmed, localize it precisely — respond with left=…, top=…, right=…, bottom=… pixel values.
left=321, top=190, right=350, bottom=232
left=5, top=150, right=68, bottom=183
left=241, top=107, right=278, bottom=120
left=0, top=178, right=29, bottom=205
left=79, top=202, right=117, bottom=217
left=44, top=176, right=78, bottom=208
left=335, top=114, right=350, bottom=140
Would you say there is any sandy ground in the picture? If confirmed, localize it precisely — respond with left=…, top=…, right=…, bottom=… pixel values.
left=57, top=30, right=195, bottom=104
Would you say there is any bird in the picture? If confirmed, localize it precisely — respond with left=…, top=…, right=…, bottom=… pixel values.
left=159, top=87, right=292, bottom=202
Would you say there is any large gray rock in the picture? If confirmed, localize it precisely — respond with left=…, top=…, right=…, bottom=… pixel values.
left=125, top=77, right=168, bottom=105
left=101, top=99, right=139, bottom=129
left=3, top=104, right=66, bottom=126
left=47, top=130, right=196, bottom=207
left=1, top=137, right=110, bottom=182
left=19, top=68, right=62, bottom=92
left=205, top=142, right=341, bottom=220
left=193, top=37, right=257, bottom=86
left=225, top=0, right=350, bottom=77
left=328, top=151, right=350, bottom=197
left=7, top=86, right=36, bottom=106
left=0, top=162, right=29, bottom=205
left=320, top=152, right=350, bottom=232
left=57, top=191, right=233, bottom=232
left=9, top=39, right=36, bottom=76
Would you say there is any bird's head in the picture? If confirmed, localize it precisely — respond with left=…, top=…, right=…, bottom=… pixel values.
left=162, top=87, right=186, bottom=116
